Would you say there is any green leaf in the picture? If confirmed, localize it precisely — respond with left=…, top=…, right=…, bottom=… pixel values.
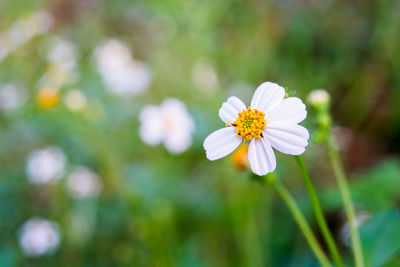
left=359, top=210, right=400, bottom=267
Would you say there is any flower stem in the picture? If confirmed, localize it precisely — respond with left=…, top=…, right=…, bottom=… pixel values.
left=295, top=155, right=344, bottom=267
left=270, top=175, right=332, bottom=267
left=327, top=135, right=364, bottom=267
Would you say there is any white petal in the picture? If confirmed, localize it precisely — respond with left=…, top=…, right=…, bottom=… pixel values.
left=139, top=105, right=160, bottom=122
left=250, top=82, right=285, bottom=113
left=267, top=97, right=307, bottom=125
left=264, top=124, right=309, bottom=155
left=248, top=138, right=276, bottom=176
left=218, top=96, right=246, bottom=123
left=139, top=106, right=164, bottom=145
left=164, top=131, right=192, bottom=154
left=161, top=98, right=195, bottom=133
left=204, top=127, right=242, bottom=160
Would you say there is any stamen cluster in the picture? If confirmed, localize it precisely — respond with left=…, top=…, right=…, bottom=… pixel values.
left=229, top=107, right=266, bottom=141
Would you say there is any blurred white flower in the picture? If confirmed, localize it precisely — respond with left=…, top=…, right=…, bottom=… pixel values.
left=95, top=39, right=131, bottom=70
left=47, top=37, right=79, bottom=70
left=8, top=22, right=32, bottom=47
left=191, top=60, right=219, bottom=95
left=38, top=66, right=70, bottom=90
left=0, top=83, right=27, bottom=112
left=66, top=166, right=102, bottom=199
left=30, top=11, right=53, bottom=34
left=38, top=38, right=80, bottom=90
left=139, top=98, right=195, bottom=154
left=95, top=39, right=151, bottom=96
left=63, top=89, right=87, bottom=112
left=308, top=89, right=330, bottom=106
left=19, top=217, right=61, bottom=257
left=26, top=147, right=67, bottom=184
left=0, top=11, right=52, bottom=62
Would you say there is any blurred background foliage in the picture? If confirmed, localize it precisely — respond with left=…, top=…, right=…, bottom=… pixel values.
left=0, top=0, right=400, bottom=266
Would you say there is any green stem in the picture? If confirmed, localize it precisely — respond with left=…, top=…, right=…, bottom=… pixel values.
left=271, top=176, right=332, bottom=267
left=295, top=155, right=344, bottom=267
left=327, top=135, right=364, bottom=267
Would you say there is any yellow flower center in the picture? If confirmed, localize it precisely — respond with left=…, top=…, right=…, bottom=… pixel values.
left=227, top=107, right=266, bottom=141
left=37, top=87, right=59, bottom=110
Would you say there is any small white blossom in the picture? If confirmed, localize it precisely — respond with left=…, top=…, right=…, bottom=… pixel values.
left=95, top=39, right=151, bottom=96
left=38, top=38, right=80, bottom=90
left=28, top=11, right=53, bottom=35
left=66, top=166, right=102, bottom=199
left=204, top=82, right=309, bottom=176
left=63, top=89, right=87, bottom=111
left=139, top=98, right=195, bottom=154
left=308, top=89, right=330, bottom=106
left=26, top=147, right=66, bottom=184
left=7, top=11, right=52, bottom=47
left=0, top=11, right=52, bottom=62
left=0, top=83, right=27, bottom=112
left=47, top=37, right=79, bottom=70
left=18, top=217, right=61, bottom=257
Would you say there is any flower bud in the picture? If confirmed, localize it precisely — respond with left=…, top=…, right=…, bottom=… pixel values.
left=231, top=144, right=249, bottom=171
left=308, top=89, right=330, bottom=106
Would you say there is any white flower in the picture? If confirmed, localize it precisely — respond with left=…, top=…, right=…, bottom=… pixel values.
left=204, top=81, right=309, bottom=176
left=95, top=39, right=131, bottom=71
left=38, top=37, right=80, bottom=90
left=63, top=89, right=87, bottom=111
left=308, top=89, right=330, bottom=106
left=94, top=39, right=151, bottom=96
left=47, top=37, right=79, bottom=70
left=0, top=83, right=27, bottom=112
left=18, top=217, right=61, bottom=257
left=26, top=146, right=67, bottom=184
left=66, top=166, right=102, bottom=199
left=28, top=11, right=53, bottom=35
left=2, top=11, right=52, bottom=58
left=139, top=98, right=195, bottom=154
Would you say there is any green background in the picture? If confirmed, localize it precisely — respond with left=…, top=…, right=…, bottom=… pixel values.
left=0, top=0, right=400, bottom=266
